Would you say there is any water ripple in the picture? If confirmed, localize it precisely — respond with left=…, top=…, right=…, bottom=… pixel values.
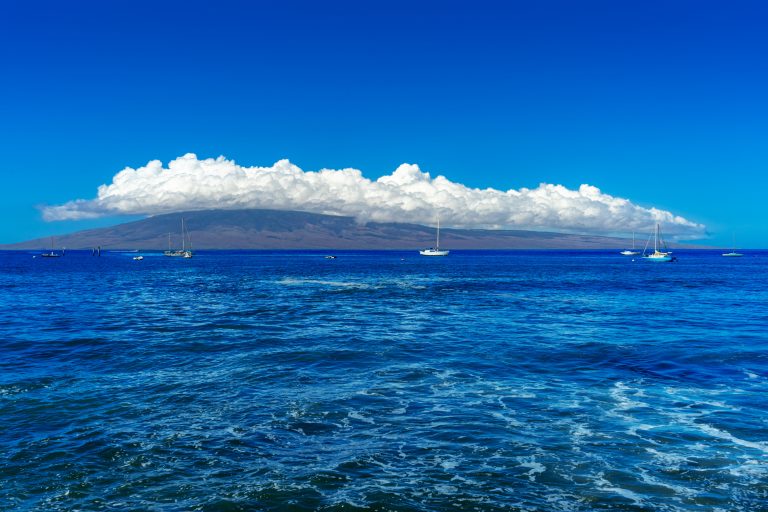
left=0, top=250, right=766, bottom=510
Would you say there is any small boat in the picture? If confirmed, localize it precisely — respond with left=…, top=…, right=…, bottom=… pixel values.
left=164, top=218, right=193, bottom=258
left=324, top=255, right=337, bottom=259
left=722, top=234, right=743, bottom=257
left=642, top=224, right=676, bottom=262
left=133, top=256, right=144, bottom=261
left=420, top=217, right=449, bottom=256
left=620, top=232, right=640, bottom=256
left=40, top=237, right=62, bottom=258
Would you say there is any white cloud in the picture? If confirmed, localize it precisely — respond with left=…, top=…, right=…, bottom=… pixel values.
left=41, top=153, right=705, bottom=237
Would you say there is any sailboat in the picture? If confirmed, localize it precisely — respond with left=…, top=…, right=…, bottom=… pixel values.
left=642, top=224, right=675, bottom=262
left=620, top=232, right=640, bottom=256
left=419, top=217, right=449, bottom=256
left=722, top=234, right=743, bottom=257
left=164, top=218, right=193, bottom=258
left=40, top=237, right=62, bottom=258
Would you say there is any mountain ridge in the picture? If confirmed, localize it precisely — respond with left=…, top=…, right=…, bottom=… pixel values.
left=0, top=209, right=699, bottom=250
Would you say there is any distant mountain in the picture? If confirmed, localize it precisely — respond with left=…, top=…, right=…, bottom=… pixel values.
left=3, top=209, right=660, bottom=250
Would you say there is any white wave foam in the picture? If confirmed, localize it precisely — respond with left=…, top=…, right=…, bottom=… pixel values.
left=638, top=468, right=697, bottom=499
left=433, top=484, right=459, bottom=495
left=278, top=278, right=373, bottom=289
left=727, top=459, right=768, bottom=482
left=518, top=458, right=546, bottom=482
left=593, top=472, right=645, bottom=507
left=437, top=457, right=460, bottom=470
left=645, top=447, right=691, bottom=467
left=695, top=423, right=768, bottom=455
left=491, top=411, right=523, bottom=427
left=610, top=381, right=647, bottom=411
left=347, top=411, right=375, bottom=424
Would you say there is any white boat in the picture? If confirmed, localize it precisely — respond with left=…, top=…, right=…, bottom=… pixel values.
left=620, top=232, right=640, bottom=256
left=420, top=217, right=449, bottom=256
left=40, top=237, right=62, bottom=258
left=722, top=234, right=743, bottom=257
left=164, top=218, right=193, bottom=258
left=642, top=224, right=675, bottom=262
left=133, top=256, right=144, bottom=261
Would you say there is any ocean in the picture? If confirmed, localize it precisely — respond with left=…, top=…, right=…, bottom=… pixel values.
left=1, top=250, right=767, bottom=511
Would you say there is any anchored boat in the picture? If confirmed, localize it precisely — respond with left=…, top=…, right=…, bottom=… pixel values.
left=420, top=217, right=449, bottom=256
left=642, top=224, right=675, bottom=262
left=40, top=237, right=63, bottom=258
left=722, top=234, right=743, bottom=257
left=164, top=218, right=193, bottom=258
left=620, top=232, right=640, bottom=256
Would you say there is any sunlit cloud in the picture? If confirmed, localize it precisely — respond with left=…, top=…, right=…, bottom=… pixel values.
left=41, top=153, right=705, bottom=237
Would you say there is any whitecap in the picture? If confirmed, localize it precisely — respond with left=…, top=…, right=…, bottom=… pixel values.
left=347, top=411, right=375, bottom=424
left=696, top=423, right=768, bottom=454
left=518, top=458, right=546, bottom=482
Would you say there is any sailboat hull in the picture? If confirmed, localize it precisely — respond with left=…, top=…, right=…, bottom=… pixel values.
left=643, top=253, right=674, bottom=262
left=642, top=224, right=676, bottom=262
left=420, top=217, right=448, bottom=256
left=620, top=232, right=639, bottom=255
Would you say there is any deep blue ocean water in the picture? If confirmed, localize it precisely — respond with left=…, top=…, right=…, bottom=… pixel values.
left=1, top=250, right=767, bottom=511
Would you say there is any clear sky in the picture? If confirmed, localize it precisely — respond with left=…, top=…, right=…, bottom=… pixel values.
left=1, top=0, right=766, bottom=247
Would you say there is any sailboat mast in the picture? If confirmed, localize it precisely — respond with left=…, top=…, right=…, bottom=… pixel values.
left=181, top=218, right=186, bottom=251
left=654, top=224, right=659, bottom=252
left=436, top=217, right=440, bottom=250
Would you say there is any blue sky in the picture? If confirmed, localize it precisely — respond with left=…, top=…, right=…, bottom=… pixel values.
left=1, top=0, right=766, bottom=246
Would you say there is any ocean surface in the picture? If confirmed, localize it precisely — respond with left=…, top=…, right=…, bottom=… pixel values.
left=1, top=250, right=767, bottom=511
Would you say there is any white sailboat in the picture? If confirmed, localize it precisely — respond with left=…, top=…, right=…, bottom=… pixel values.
left=40, top=237, right=62, bottom=258
left=620, top=232, right=640, bottom=256
left=642, top=224, right=675, bottom=262
left=419, top=217, right=449, bottom=256
left=164, top=218, right=193, bottom=258
left=722, top=234, right=743, bottom=257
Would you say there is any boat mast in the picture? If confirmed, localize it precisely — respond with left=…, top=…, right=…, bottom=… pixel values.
left=654, top=224, right=659, bottom=252
left=436, top=217, right=440, bottom=250
left=181, top=218, right=186, bottom=251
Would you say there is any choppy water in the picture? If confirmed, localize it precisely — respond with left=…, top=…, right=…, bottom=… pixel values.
left=1, top=250, right=767, bottom=511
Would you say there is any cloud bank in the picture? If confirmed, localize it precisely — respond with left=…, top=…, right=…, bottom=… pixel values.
left=42, top=154, right=705, bottom=237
